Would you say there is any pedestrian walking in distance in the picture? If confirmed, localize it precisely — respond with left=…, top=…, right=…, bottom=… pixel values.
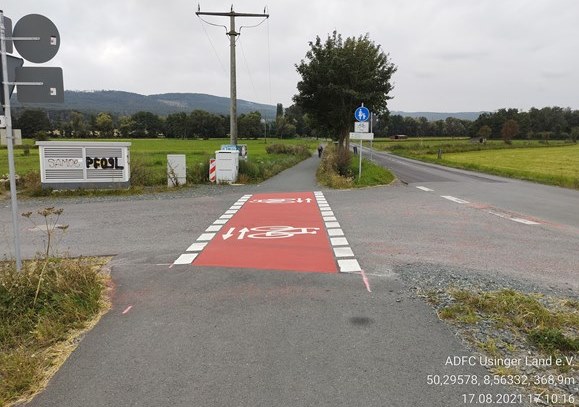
left=318, top=145, right=324, bottom=158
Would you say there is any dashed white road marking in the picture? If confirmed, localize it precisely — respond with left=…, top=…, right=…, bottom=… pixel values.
left=511, top=218, right=540, bottom=225
left=174, top=253, right=198, bottom=265
left=337, top=259, right=362, bottom=273
left=315, top=192, right=363, bottom=275
left=197, top=233, right=216, bottom=241
left=416, top=186, right=434, bottom=192
left=441, top=195, right=470, bottom=204
left=187, top=242, right=208, bottom=252
left=205, top=225, right=223, bottom=232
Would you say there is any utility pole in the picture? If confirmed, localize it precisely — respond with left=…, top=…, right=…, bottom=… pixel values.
left=196, top=6, right=269, bottom=146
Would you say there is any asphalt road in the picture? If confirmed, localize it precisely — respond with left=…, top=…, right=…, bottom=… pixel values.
left=2, top=154, right=576, bottom=406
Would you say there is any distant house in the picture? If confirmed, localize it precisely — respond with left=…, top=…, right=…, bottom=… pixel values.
left=390, top=135, right=409, bottom=140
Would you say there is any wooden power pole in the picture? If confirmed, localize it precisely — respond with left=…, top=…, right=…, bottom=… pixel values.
left=196, top=6, right=269, bottom=145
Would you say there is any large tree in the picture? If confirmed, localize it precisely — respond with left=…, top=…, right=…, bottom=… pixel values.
left=293, top=31, right=396, bottom=148
left=15, top=109, right=51, bottom=138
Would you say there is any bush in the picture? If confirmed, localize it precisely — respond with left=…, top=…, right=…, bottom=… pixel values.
left=187, top=160, right=210, bottom=184
left=316, top=144, right=354, bottom=189
left=265, top=143, right=311, bottom=157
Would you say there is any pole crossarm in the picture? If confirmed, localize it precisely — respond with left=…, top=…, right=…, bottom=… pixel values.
left=196, top=12, right=269, bottom=18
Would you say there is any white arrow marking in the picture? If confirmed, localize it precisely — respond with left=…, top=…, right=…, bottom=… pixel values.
left=296, top=198, right=303, bottom=203
left=305, top=198, right=312, bottom=203
left=222, top=227, right=235, bottom=240
left=238, top=227, right=250, bottom=240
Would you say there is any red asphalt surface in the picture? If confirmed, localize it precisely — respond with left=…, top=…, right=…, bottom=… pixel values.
left=193, top=192, right=338, bottom=273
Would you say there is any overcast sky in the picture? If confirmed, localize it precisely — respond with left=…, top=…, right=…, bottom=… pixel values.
left=3, top=0, right=579, bottom=112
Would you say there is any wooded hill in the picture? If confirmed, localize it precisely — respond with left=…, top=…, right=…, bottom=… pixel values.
left=12, top=90, right=278, bottom=118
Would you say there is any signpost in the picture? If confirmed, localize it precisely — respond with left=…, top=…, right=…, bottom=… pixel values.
left=351, top=104, right=374, bottom=180
left=1, top=10, right=64, bottom=270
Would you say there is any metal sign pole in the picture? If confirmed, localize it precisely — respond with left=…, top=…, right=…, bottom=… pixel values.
left=0, top=11, right=22, bottom=271
left=358, top=140, right=362, bottom=180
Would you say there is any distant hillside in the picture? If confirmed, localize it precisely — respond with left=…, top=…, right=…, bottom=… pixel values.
left=391, top=111, right=484, bottom=121
left=12, top=90, right=278, bottom=118
left=11, top=90, right=483, bottom=121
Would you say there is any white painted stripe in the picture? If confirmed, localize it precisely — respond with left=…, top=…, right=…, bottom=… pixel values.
left=489, top=210, right=540, bottom=225
left=416, top=186, right=434, bottom=192
left=314, top=191, right=323, bottom=194
left=213, top=219, right=229, bottom=225
left=321, top=211, right=334, bottom=217
left=323, top=216, right=337, bottom=222
left=318, top=204, right=330, bottom=208
left=173, top=253, right=198, bottom=265
left=334, top=247, right=354, bottom=257
left=441, top=195, right=470, bottom=204
left=338, top=259, right=361, bottom=273
left=230, top=205, right=242, bottom=210
left=205, top=224, right=223, bottom=232
left=325, top=221, right=340, bottom=228
left=488, top=210, right=509, bottom=220
left=330, top=237, right=349, bottom=246
left=225, top=210, right=238, bottom=214
left=186, top=242, right=208, bottom=252
left=242, top=195, right=252, bottom=198
left=197, top=233, right=216, bottom=241
left=512, top=218, right=540, bottom=225
left=220, top=214, right=233, bottom=219
left=327, top=228, right=344, bottom=237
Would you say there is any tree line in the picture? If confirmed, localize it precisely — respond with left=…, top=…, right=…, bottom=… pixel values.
left=374, top=107, right=579, bottom=141
left=12, top=105, right=579, bottom=143
left=12, top=103, right=313, bottom=140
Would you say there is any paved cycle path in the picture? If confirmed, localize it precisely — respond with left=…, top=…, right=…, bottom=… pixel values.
left=21, top=156, right=517, bottom=407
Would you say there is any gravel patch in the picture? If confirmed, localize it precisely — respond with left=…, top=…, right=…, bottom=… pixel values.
left=395, top=262, right=579, bottom=405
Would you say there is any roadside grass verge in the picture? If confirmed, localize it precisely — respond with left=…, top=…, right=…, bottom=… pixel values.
left=0, top=138, right=317, bottom=197
left=0, top=256, right=111, bottom=406
left=0, top=207, right=111, bottom=406
left=317, top=143, right=395, bottom=189
left=426, top=288, right=578, bottom=402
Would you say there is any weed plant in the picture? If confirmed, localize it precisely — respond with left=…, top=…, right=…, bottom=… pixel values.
left=0, top=208, right=109, bottom=406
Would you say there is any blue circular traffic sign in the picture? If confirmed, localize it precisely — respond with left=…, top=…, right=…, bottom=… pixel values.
left=354, top=106, right=370, bottom=122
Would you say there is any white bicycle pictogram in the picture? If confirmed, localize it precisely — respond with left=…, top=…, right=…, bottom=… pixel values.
left=247, top=226, right=320, bottom=239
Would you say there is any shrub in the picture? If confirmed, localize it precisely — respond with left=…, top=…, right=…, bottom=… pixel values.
left=265, top=143, right=311, bottom=157
left=187, top=160, right=210, bottom=184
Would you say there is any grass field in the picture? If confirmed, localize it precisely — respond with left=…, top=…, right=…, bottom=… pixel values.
left=373, top=137, right=578, bottom=189
left=0, top=138, right=318, bottom=192
left=434, top=145, right=579, bottom=189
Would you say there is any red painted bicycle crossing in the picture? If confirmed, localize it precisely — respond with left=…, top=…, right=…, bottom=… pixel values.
left=192, top=192, right=338, bottom=273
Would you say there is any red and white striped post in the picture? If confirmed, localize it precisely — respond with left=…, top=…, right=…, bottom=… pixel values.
left=209, top=158, right=216, bottom=183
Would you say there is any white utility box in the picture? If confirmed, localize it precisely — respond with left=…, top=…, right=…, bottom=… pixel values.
left=167, top=154, right=186, bottom=187
left=1, top=129, right=22, bottom=146
left=215, top=149, right=239, bottom=184
left=36, top=141, right=131, bottom=189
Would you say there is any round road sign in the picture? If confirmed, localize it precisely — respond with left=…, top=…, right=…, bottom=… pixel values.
left=13, top=14, right=60, bottom=63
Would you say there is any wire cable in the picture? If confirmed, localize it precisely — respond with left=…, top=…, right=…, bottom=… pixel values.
left=197, top=15, right=227, bottom=73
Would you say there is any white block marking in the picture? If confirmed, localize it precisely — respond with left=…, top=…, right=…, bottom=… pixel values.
left=197, top=233, right=216, bottom=241
left=323, top=216, right=337, bottom=222
left=327, top=228, right=344, bottom=237
left=330, top=237, right=349, bottom=246
left=230, top=205, right=242, bottom=210
left=416, top=186, right=434, bottom=192
left=441, top=195, right=470, bottom=204
left=325, top=221, right=340, bottom=228
left=205, top=224, right=223, bottom=232
left=334, top=247, right=354, bottom=257
left=225, top=210, right=238, bottom=214
left=321, top=211, right=334, bottom=217
left=220, top=214, right=233, bottom=219
left=173, top=253, right=198, bottom=265
left=338, top=259, right=362, bottom=273
left=186, top=242, right=208, bottom=252
left=213, top=219, right=229, bottom=225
